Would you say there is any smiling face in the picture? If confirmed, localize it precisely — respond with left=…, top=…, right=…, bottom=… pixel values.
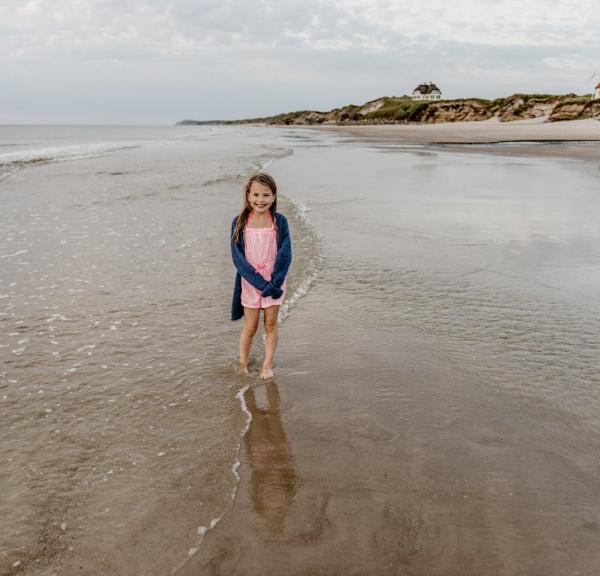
left=247, top=181, right=275, bottom=214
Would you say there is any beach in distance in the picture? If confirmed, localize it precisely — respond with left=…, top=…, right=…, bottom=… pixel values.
left=313, top=116, right=600, bottom=160
left=1, top=118, right=600, bottom=576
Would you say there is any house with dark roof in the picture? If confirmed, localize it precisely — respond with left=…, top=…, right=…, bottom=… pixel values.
left=412, top=82, right=442, bottom=101
left=594, top=82, right=600, bottom=100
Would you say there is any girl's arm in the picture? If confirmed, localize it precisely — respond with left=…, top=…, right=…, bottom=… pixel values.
left=230, top=218, right=271, bottom=292
left=270, top=217, right=292, bottom=289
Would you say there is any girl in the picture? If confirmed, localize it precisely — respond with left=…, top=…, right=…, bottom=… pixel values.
left=230, top=172, right=292, bottom=379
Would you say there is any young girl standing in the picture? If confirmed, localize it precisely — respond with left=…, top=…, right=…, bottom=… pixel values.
left=230, top=173, right=292, bottom=379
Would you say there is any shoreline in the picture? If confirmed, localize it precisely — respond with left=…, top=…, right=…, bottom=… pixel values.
left=298, top=117, right=600, bottom=162
left=175, top=125, right=600, bottom=575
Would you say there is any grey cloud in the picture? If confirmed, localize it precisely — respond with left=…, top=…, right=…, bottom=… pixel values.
left=2, top=0, right=599, bottom=123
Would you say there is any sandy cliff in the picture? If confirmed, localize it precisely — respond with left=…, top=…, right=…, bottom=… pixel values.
left=231, top=94, right=600, bottom=126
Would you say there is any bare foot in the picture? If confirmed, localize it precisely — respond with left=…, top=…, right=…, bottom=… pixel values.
left=235, top=363, right=249, bottom=376
left=259, top=366, right=274, bottom=380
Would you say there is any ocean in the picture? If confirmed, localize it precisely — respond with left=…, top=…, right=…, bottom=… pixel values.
left=1, top=124, right=600, bottom=575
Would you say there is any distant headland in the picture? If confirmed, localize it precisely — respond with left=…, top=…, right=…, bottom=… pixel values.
left=177, top=92, right=600, bottom=126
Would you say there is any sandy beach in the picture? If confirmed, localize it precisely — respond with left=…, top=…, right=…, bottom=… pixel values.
left=175, top=120, right=600, bottom=576
left=2, top=122, right=600, bottom=575
left=312, top=117, right=600, bottom=163
left=314, top=117, right=600, bottom=142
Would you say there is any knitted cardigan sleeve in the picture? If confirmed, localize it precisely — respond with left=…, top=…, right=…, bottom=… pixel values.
left=270, top=215, right=292, bottom=289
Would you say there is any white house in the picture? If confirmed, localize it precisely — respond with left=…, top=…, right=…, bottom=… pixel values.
left=594, top=82, right=600, bottom=100
left=412, top=82, right=442, bottom=101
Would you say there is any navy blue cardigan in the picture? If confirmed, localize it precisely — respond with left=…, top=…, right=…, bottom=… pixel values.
left=230, top=212, right=292, bottom=321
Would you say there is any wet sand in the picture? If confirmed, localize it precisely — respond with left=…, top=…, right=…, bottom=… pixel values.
left=178, top=336, right=600, bottom=576
left=8, top=124, right=599, bottom=574
left=312, top=117, right=600, bottom=142
left=176, top=126, right=600, bottom=575
left=312, top=117, right=600, bottom=163
left=0, top=127, right=320, bottom=576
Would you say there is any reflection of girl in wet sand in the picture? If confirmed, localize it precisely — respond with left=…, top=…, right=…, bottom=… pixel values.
left=244, top=382, right=296, bottom=537
left=230, top=173, right=292, bottom=379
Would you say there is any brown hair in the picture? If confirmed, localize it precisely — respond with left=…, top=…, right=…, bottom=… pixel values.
left=231, top=172, right=278, bottom=244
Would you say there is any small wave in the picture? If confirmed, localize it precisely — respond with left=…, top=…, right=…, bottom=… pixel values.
left=0, top=142, right=144, bottom=181
left=173, top=148, right=321, bottom=574
left=170, top=382, right=253, bottom=575
left=279, top=196, right=323, bottom=322
left=258, top=148, right=293, bottom=172
left=201, top=173, right=247, bottom=187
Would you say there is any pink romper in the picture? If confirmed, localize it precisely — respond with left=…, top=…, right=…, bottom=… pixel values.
left=241, top=214, right=287, bottom=309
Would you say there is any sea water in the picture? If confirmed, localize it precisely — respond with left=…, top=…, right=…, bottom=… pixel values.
left=0, top=124, right=323, bottom=575
left=2, top=124, right=600, bottom=575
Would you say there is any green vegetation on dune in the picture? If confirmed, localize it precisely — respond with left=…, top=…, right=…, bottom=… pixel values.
left=549, top=96, right=600, bottom=122
left=362, top=96, right=429, bottom=122
left=177, top=92, right=600, bottom=126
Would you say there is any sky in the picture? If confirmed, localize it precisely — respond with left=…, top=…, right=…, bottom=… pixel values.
left=2, top=0, right=600, bottom=124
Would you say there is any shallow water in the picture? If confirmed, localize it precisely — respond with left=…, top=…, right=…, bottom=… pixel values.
left=246, top=143, right=600, bottom=575
left=274, top=144, right=600, bottom=440
left=0, top=125, right=323, bottom=575
left=178, top=141, right=600, bottom=576
left=2, top=125, right=600, bottom=575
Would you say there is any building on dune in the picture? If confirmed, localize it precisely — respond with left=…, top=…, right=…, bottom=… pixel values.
left=412, top=82, right=442, bottom=101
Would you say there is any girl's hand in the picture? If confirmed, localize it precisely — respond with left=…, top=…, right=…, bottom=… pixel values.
left=261, top=282, right=283, bottom=299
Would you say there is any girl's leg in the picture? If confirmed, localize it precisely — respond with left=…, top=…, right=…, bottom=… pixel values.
left=261, top=305, right=280, bottom=379
left=239, top=307, right=260, bottom=373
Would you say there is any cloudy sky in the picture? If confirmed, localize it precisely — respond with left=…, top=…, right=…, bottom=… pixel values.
left=2, top=0, right=599, bottom=124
